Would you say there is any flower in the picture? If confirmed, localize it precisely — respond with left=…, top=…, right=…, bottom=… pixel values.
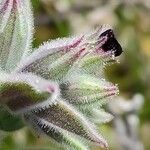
left=0, top=0, right=122, bottom=149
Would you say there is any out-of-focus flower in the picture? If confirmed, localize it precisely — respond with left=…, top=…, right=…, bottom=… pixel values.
left=109, top=94, right=144, bottom=150
left=109, top=94, right=144, bottom=115
left=0, top=0, right=122, bottom=149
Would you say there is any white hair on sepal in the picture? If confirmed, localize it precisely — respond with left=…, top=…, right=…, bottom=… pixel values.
left=0, top=0, right=13, bottom=33
left=0, top=0, right=34, bottom=72
left=23, top=114, right=43, bottom=138
left=24, top=114, right=60, bottom=142
left=84, top=24, right=112, bottom=43
left=0, top=72, right=60, bottom=114
left=34, top=100, right=108, bottom=148
left=99, top=24, right=113, bottom=35
left=61, top=72, right=118, bottom=108
left=77, top=91, right=117, bottom=107
left=77, top=92, right=118, bottom=113
left=65, top=54, right=105, bottom=79
left=24, top=114, right=67, bottom=150
left=15, top=35, right=83, bottom=73
left=84, top=24, right=112, bottom=40
left=24, top=113, right=90, bottom=150
left=63, top=132, right=90, bottom=150
left=60, top=101, right=108, bottom=148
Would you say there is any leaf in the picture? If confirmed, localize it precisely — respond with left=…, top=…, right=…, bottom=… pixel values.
left=0, top=106, right=24, bottom=132
left=0, top=72, right=60, bottom=113
left=29, top=100, right=108, bottom=149
left=0, top=0, right=34, bottom=72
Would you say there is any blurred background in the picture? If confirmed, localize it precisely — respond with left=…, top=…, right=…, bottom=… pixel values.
left=0, top=0, right=150, bottom=149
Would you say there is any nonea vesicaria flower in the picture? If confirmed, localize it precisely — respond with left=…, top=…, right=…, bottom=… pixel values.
left=0, top=0, right=122, bottom=150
